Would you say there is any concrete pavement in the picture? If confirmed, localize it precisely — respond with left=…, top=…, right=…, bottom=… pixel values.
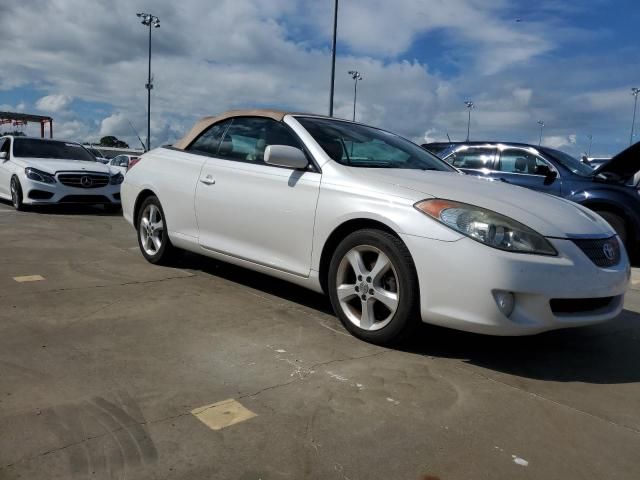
left=1, top=201, right=639, bottom=480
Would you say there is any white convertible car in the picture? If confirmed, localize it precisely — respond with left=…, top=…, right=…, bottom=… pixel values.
left=122, top=110, right=629, bottom=344
left=0, top=136, right=123, bottom=210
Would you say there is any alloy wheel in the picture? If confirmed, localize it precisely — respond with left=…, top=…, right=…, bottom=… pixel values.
left=139, top=204, right=165, bottom=256
left=10, top=180, right=19, bottom=209
left=335, top=245, right=400, bottom=331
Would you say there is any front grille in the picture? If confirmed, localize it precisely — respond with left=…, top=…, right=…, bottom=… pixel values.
left=59, top=195, right=110, bottom=204
left=572, top=236, right=621, bottom=268
left=550, top=296, right=615, bottom=314
left=57, top=173, right=109, bottom=189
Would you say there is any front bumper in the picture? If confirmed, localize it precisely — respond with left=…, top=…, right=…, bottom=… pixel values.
left=21, top=177, right=121, bottom=205
left=400, top=233, right=630, bottom=335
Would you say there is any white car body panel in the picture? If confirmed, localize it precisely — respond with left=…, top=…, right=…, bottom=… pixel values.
left=122, top=114, right=629, bottom=336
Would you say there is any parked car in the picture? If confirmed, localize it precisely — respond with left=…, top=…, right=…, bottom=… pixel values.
left=585, top=157, right=611, bottom=169
left=108, top=154, right=139, bottom=174
left=86, top=146, right=110, bottom=164
left=438, top=141, right=640, bottom=256
left=0, top=136, right=123, bottom=211
left=121, top=110, right=628, bottom=345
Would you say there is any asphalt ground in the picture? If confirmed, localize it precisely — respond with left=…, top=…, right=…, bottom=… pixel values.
left=1, top=200, right=639, bottom=480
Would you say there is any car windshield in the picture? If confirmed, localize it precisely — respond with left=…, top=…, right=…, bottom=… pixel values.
left=542, top=147, right=593, bottom=177
left=296, top=117, right=454, bottom=171
left=13, top=139, right=97, bottom=161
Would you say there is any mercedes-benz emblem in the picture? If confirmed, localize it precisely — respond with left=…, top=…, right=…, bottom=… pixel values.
left=80, top=176, right=92, bottom=187
left=602, top=242, right=616, bottom=261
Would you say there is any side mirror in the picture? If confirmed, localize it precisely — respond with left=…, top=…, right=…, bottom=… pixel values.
left=535, top=165, right=558, bottom=185
left=264, top=145, right=309, bottom=170
left=0, top=151, right=6, bottom=161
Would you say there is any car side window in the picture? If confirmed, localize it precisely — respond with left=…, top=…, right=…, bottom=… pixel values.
left=448, top=147, right=496, bottom=169
left=118, top=156, right=130, bottom=167
left=187, top=121, right=231, bottom=156
left=498, top=149, right=552, bottom=175
left=217, top=117, right=302, bottom=165
left=0, top=138, right=9, bottom=156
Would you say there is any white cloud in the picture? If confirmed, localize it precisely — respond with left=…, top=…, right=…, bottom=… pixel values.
left=35, top=94, right=72, bottom=112
left=543, top=134, right=578, bottom=149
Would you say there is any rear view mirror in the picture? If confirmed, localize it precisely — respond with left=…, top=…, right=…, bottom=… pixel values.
left=264, top=145, right=309, bottom=170
left=0, top=151, right=6, bottom=160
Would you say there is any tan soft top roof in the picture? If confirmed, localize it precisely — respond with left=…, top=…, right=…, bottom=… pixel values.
left=174, top=109, right=315, bottom=149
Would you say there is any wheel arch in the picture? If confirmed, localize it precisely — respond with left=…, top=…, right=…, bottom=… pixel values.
left=133, top=189, right=157, bottom=225
left=318, top=218, right=403, bottom=294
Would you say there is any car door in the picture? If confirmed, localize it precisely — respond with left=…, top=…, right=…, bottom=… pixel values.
left=444, top=146, right=497, bottom=177
left=0, top=138, right=11, bottom=198
left=194, top=117, right=321, bottom=277
left=494, top=147, right=561, bottom=195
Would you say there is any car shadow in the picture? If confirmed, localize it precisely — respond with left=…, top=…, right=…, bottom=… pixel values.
left=174, top=251, right=640, bottom=385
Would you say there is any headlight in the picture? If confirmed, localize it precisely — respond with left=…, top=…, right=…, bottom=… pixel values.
left=25, top=167, right=56, bottom=184
left=415, top=199, right=557, bottom=256
left=110, top=172, right=124, bottom=185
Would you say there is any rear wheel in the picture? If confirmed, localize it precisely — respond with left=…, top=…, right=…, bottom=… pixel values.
left=328, top=229, right=420, bottom=345
left=137, top=196, right=177, bottom=265
left=10, top=177, right=26, bottom=211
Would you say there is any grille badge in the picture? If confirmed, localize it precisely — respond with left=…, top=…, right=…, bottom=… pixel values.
left=80, top=176, right=92, bottom=187
left=603, top=242, right=616, bottom=261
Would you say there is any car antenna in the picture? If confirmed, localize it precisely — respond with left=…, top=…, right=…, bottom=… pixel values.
left=127, top=119, right=148, bottom=152
left=446, top=133, right=452, bottom=145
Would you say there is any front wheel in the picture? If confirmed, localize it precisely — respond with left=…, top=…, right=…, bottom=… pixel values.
left=327, top=229, right=420, bottom=345
left=10, top=177, right=26, bottom=211
left=137, top=196, right=177, bottom=265
left=596, top=211, right=628, bottom=248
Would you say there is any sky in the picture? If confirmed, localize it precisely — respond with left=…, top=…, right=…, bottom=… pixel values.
left=0, top=0, right=638, bottom=157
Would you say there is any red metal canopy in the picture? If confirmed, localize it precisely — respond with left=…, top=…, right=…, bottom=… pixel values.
left=0, top=111, right=53, bottom=138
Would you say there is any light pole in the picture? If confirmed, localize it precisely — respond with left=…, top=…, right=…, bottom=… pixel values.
left=537, top=120, right=545, bottom=146
left=137, top=12, right=160, bottom=151
left=328, top=0, right=339, bottom=117
left=630, top=87, right=639, bottom=145
left=348, top=70, right=363, bottom=121
left=464, top=101, right=474, bottom=141
left=587, top=134, right=593, bottom=157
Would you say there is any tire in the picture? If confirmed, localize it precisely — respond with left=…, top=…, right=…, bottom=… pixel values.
left=327, top=229, right=420, bottom=345
left=596, top=211, right=627, bottom=247
left=136, top=196, right=177, bottom=265
left=10, top=177, right=26, bottom=211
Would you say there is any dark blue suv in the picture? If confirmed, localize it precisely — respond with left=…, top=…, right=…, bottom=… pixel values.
left=432, top=141, right=640, bottom=257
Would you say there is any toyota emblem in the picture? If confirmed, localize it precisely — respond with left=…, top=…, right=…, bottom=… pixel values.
left=80, top=176, right=92, bottom=187
left=602, top=242, right=616, bottom=261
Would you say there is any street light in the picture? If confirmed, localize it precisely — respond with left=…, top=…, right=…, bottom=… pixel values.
left=464, top=101, right=474, bottom=141
left=137, top=12, right=160, bottom=151
left=348, top=70, right=363, bottom=121
left=537, top=120, right=545, bottom=146
left=328, top=0, right=339, bottom=117
left=630, top=87, right=639, bottom=146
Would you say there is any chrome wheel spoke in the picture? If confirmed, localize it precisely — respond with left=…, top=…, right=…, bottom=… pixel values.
left=151, top=234, right=162, bottom=251
left=360, top=299, right=376, bottom=330
left=373, top=288, right=398, bottom=313
left=141, top=217, right=150, bottom=229
left=369, top=252, right=391, bottom=282
left=337, top=284, right=358, bottom=301
left=346, top=249, right=366, bottom=277
left=152, top=219, right=163, bottom=231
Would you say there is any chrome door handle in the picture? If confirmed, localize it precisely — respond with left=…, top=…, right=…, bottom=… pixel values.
left=200, top=175, right=215, bottom=185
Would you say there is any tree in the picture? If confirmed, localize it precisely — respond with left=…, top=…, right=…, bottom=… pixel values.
left=99, top=136, right=129, bottom=148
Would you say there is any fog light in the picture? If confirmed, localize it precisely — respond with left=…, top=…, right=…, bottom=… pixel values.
left=493, top=291, right=515, bottom=317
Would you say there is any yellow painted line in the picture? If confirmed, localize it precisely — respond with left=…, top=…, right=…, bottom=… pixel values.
left=13, top=275, right=46, bottom=283
left=191, top=399, right=257, bottom=431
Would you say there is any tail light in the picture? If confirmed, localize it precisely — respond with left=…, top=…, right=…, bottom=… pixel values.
left=127, top=157, right=141, bottom=171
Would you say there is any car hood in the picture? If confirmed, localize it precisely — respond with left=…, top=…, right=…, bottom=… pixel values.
left=351, top=169, right=614, bottom=238
left=19, top=158, right=114, bottom=175
left=593, top=141, right=640, bottom=181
